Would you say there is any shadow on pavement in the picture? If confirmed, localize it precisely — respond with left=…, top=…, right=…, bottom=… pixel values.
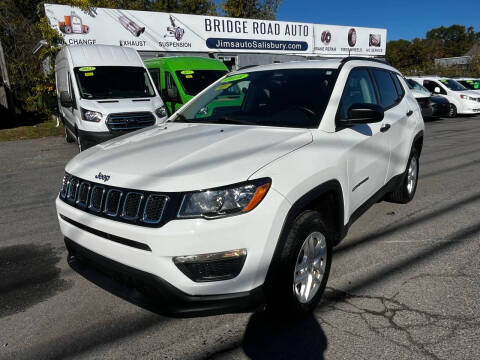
left=242, top=311, right=327, bottom=360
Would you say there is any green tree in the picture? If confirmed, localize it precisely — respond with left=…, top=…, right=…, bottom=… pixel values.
left=221, top=0, right=281, bottom=20
left=426, top=24, right=479, bottom=58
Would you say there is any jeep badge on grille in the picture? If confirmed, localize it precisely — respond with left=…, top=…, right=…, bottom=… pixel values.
left=95, top=172, right=111, bottom=182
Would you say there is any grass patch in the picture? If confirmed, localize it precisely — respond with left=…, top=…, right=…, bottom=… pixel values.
left=0, top=117, right=63, bottom=142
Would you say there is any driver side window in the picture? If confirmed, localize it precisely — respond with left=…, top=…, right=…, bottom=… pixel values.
left=339, top=68, right=377, bottom=120
left=423, top=80, right=446, bottom=95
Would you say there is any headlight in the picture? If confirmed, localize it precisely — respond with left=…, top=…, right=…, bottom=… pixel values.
left=178, top=178, right=271, bottom=219
left=155, top=106, right=167, bottom=118
left=81, top=108, right=102, bottom=122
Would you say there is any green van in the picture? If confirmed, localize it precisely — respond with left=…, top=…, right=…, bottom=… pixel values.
left=144, top=57, right=229, bottom=115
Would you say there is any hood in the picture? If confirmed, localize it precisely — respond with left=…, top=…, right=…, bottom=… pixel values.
left=66, top=123, right=312, bottom=192
left=78, top=97, right=164, bottom=115
left=461, top=90, right=480, bottom=98
left=459, top=90, right=480, bottom=98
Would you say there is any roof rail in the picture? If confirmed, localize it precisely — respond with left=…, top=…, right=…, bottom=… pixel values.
left=340, top=56, right=390, bottom=65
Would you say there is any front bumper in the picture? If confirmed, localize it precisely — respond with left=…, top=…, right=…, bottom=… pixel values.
left=458, top=101, right=480, bottom=115
left=65, top=237, right=264, bottom=316
left=78, top=130, right=117, bottom=150
left=56, top=187, right=290, bottom=298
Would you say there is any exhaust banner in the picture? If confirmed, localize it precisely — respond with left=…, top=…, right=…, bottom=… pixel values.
left=44, top=4, right=386, bottom=56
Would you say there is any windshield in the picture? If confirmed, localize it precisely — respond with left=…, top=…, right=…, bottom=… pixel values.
left=406, top=79, right=430, bottom=93
left=458, top=80, right=480, bottom=90
left=175, top=70, right=228, bottom=96
left=171, top=68, right=338, bottom=129
left=74, top=66, right=156, bottom=99
left=439, top=79, right=467, bottom=91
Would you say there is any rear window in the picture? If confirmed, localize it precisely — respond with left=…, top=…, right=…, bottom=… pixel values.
left=459, top=80, right=480, bottom=90
left=391, top=74, right=405, bottom=98
left=371, top=69, right=399, bottom=108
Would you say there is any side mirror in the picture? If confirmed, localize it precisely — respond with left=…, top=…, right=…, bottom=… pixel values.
left=167, top=87, right=180, bottom=103
left=59, top=91, right=73, bottom=108
left=434, top=87, right=441, bottom=94
left=343, top=103, right=384, bottom=125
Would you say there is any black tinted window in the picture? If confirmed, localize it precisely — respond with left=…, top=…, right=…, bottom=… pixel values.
left=74, top=66, right=155, bottom=99
left=423, top=80, right=438, bottom=93
left=391, top=73, right=405, bottom=98
left=176, top=70, right=228, bottom=96
left=175, top=69, right=338, bottom=129
left=339, top=68, right=377, bottom=119
left=371, top=69, right=398, bottom=108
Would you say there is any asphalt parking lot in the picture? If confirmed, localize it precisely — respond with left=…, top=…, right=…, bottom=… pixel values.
left=1, top=115, right=480, bottom=360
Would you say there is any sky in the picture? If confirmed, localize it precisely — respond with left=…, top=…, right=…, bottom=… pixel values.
left=276, top=0, right=480, bottom=41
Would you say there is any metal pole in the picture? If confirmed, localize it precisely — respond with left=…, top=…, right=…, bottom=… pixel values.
left=0, top=39, right=10, bottom=87
left=0, top=39, right=11, bottom=111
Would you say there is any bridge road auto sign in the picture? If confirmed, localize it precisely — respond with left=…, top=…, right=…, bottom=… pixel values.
left=44, top=3, right=386, bottom=56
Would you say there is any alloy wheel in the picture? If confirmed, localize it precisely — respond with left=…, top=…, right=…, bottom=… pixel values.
left=407, top=155, right=418, bottom=195
left=293, top=231, right=327, bottom=304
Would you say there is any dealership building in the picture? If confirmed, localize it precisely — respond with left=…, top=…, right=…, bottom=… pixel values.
left=45, top=4, right=387, bottom=70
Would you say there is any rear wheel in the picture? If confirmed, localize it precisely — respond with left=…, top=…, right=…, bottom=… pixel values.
left=386, top=148, right=419, bottom=204
left=266, top=210, right=332, bottom=315
left=448, top=104, right=457, bottom=118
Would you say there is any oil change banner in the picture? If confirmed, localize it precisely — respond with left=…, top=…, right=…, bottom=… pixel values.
left=313, top=25, right=387, bottom=56
left=44, top=4, right=313, bottom=54
left=44, top=4, right=386, bottom=56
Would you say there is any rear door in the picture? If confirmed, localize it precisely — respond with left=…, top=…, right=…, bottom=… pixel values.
left=338, top=67, right=390, bottom=215
left=370, top=69, right=411, bottom=181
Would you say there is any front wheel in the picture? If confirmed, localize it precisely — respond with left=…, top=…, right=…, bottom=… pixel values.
left=266, top=210, right=332, bottom=315
left=64, top=126, right=75, bottom=143
left=448, top=104, right=457, bottom=118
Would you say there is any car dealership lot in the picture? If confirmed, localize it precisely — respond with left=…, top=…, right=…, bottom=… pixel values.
left=1, top=116, right=480, bottom=359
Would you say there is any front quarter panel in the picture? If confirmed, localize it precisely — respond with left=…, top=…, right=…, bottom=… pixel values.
left=250, top=130, right=349, bottom=226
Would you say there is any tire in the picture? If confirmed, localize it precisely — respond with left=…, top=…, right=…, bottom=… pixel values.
left=448, top=104, right=457, bottom=118
left=348, top=28, right=357, bottom=47
left=77, top=136, right=85, bottom=152
left=64, top=125, right=75, bottom=143
left=386, top=148, right=419, bottom=204
left=266, top=210, right=333, bottom=315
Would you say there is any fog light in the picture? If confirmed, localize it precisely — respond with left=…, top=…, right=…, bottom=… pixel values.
left=173, top=249, right=247, bottom=282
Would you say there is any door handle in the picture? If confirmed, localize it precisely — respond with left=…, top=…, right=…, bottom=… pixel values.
left=380, top=124, right=391, bottom=133
left=406, top=110, right=414, bottom=117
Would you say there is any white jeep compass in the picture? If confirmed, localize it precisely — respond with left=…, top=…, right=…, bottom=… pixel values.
left=56, top=58, right=424, bottom=316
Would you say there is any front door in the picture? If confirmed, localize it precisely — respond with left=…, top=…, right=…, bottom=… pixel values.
left=164, top=71, right=183, bottom=115
left=337, top=67, right=390, bottom=216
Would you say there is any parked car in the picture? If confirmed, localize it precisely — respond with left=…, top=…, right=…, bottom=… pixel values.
left=55, top=45, right=167, bottom=151
left=56, top=58, right=424, bottom=316
left=405, top=78, right=450, bottom=119
left=144, top=57, right=229, bottom=116
left=429, top=95, right=451, bottom=118
left=409, top=76, right=480, bottom=117
left=455, top=78, right=480, bottom=93
left=405, top=78, right=433, bottom=118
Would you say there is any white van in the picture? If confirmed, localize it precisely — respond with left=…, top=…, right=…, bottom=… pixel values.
left=408, top=76, right=480, bottom=117
left=55, top=45, right=167, bottom=151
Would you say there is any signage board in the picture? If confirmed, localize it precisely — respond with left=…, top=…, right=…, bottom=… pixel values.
left=313, top=25, right=387, bottom=56
left=44, top=4, right=386, bottom=56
